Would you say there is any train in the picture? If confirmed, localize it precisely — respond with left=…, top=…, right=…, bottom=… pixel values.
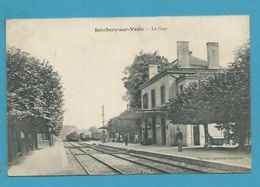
left=66, top=131, right=102, bottom=142
left=91, top=132, right=101, bottom=140
left=80, top=132, right=91, bottom=141
left=66, top=131, right=80, bottom=141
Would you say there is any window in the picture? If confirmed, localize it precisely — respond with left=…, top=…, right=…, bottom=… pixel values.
left=151, top=89, right=156, bottom=108
left=142, top=93, right=148, bottom=109
left=160, top=85, right=165, bottom=104
left=179, top=85, right=184, bottom=94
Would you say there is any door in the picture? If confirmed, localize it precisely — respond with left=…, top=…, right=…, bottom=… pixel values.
left=152, top=117, right=156, bottom=144
left=161, top=117, right=166, bottom=145
left=144, top=119, right=148, bottom=144
left=193, top=125, right=200, bottom=145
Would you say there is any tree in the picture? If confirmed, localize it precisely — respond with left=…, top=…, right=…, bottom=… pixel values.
left=88, top=126, right=98, bottom=133
left=122, top=51, right=169, bottom=109
left=167, top=80, right=216, bottom=147
left=167, top=41, right=250, bottom=149
left=107, top=116, right=120, bottom=138
left=204, top=41, right=250, bottom=148
left=220, top=41, right=250, bottom=148
left=7, top=46, right=64, bottom=135
left=107, top=112, right=140, bottom=139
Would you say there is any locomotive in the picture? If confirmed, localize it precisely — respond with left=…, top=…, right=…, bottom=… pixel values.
left=66, top=131, right=80, bottom=141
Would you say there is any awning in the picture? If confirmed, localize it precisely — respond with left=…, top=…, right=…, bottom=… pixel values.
left=118, top=109, right=166, bottom=120
left=98, top=126, right=108, bottom=130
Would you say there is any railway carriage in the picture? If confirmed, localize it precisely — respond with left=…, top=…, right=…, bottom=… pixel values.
left=91, top=132, right=101, bottom=140
left=80, top=132, right=91, bottom=141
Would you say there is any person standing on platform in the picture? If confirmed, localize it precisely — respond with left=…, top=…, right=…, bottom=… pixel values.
left=176, top=128, right=183, bottom=152
left=134, top=134, right=138, bottom=144
left=124, top=134, right=128, bottom=146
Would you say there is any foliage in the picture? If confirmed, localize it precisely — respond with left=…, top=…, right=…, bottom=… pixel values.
left=88, top=126, right=98, bottom=133
left=107, top=114, right=138, bottom=134
left=107, top=116, right=120, bottom=134
left=122, top=51, right=169, bottom=108
left=167, top=41, right=250, bottom=148
left=7, top=47, right=64, bottom=134
left=107, top=116, right=121, bottom=137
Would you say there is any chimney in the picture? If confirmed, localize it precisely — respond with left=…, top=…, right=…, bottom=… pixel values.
left=177, top=41, right=190, bottom=68
left=207, top=42, right=220, bottom=69
left=148, top=65, right=158, bottom=79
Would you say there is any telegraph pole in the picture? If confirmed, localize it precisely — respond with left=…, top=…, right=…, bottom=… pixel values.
left=102, top=105, right=105, bottom=127
left=101, top=104, right=105, bottom=143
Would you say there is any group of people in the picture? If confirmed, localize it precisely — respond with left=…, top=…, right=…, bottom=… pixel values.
left=122, top=128, right=184, bottom=152
left=118, top=127, right=236, bottom=152
left=174, top=129, right=219, bottom=151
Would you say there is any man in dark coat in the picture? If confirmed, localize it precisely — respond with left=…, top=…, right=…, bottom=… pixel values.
left=176, top=128, right=183, bottom=152
left=124, top=134, right=128, bottom=146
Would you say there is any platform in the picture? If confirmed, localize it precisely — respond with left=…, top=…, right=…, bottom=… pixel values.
left=8, top=139, right=71, bottom=176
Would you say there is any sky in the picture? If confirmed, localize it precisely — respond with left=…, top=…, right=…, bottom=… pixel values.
left=6, top=16, right=249, bottom=130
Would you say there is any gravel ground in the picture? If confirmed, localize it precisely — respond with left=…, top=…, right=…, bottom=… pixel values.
left=64, top=148, right=88, bottom=175
left=70, top=148, right=85, bottom=155
left=77, top=142, right=226, bottom=173
left=93, top=153, right=161, bottom=174
left=76, top=154, right=117, bottom=175
left=76, top=142, right=193, bottom=174
left=80, top=147, right=102, bottom=154
left=65, top=142, right=162, bottom=175
left=64, top=141, right=246, bottom=175
left=64, top=142, right=118, bottom=175
left=95, top=141, right=251, bottom=170
left=115, top=153, right=195, bottom=174
left=124, top=153, right=229, bottom=173
left=95, top=144, right=238, bottom=173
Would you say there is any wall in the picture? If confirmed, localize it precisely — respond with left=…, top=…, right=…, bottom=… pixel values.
left=185, top=124, right=205, bottom=146
left=141, top=74, right=182, bottom=109
left=200, top=125, right=206, bottom=146
left=177, top=78, right=199, bottom=92
left=140, top=115, right=164, bottom=145
left=155, top=116, right=164, bottom=145
left=166, top=122, right=188, bottom=146
left=208, top=123, right=224, bottom=138
left=140, top=70, right=218, bottom=147
left=140, top=74, right=204, bottom=147
left=168, top=75, right=178, bottom=99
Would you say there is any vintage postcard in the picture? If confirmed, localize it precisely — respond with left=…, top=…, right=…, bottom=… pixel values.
left=6, top=16, right=250, bottom=176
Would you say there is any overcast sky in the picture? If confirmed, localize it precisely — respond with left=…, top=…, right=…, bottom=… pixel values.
left=6, top=16, right=249, bottom=130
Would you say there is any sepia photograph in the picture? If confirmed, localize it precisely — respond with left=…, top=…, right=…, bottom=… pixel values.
left=6, top=16, right=250, bottom=176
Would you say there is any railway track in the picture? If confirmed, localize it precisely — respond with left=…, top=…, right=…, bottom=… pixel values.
left=68, top=142, right=125, bottom=175
left=69, top=148, right=90, bottom=175
left=79, top=142, right=231, bottom=174
left=84, top=143, right=203, bottom=173
left=68, top=142, right=169, bottom=175
left=72, top=142, right=204, bottom=174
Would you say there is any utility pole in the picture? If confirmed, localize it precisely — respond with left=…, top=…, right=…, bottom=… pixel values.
left=102, top=105, right=105, bottom=127
left=101, top=104, right=105, bottom=143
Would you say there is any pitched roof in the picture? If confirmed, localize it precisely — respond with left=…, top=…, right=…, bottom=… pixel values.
left=139, top=56, right=221, bottom=90
left=189, top=55, right=208, bottom=68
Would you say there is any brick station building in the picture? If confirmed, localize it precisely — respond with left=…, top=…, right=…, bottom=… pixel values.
left=120, top=41, right=222, bottom=147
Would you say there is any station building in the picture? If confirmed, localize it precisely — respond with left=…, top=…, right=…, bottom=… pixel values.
left=121, top=41, right=222, bottom=147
